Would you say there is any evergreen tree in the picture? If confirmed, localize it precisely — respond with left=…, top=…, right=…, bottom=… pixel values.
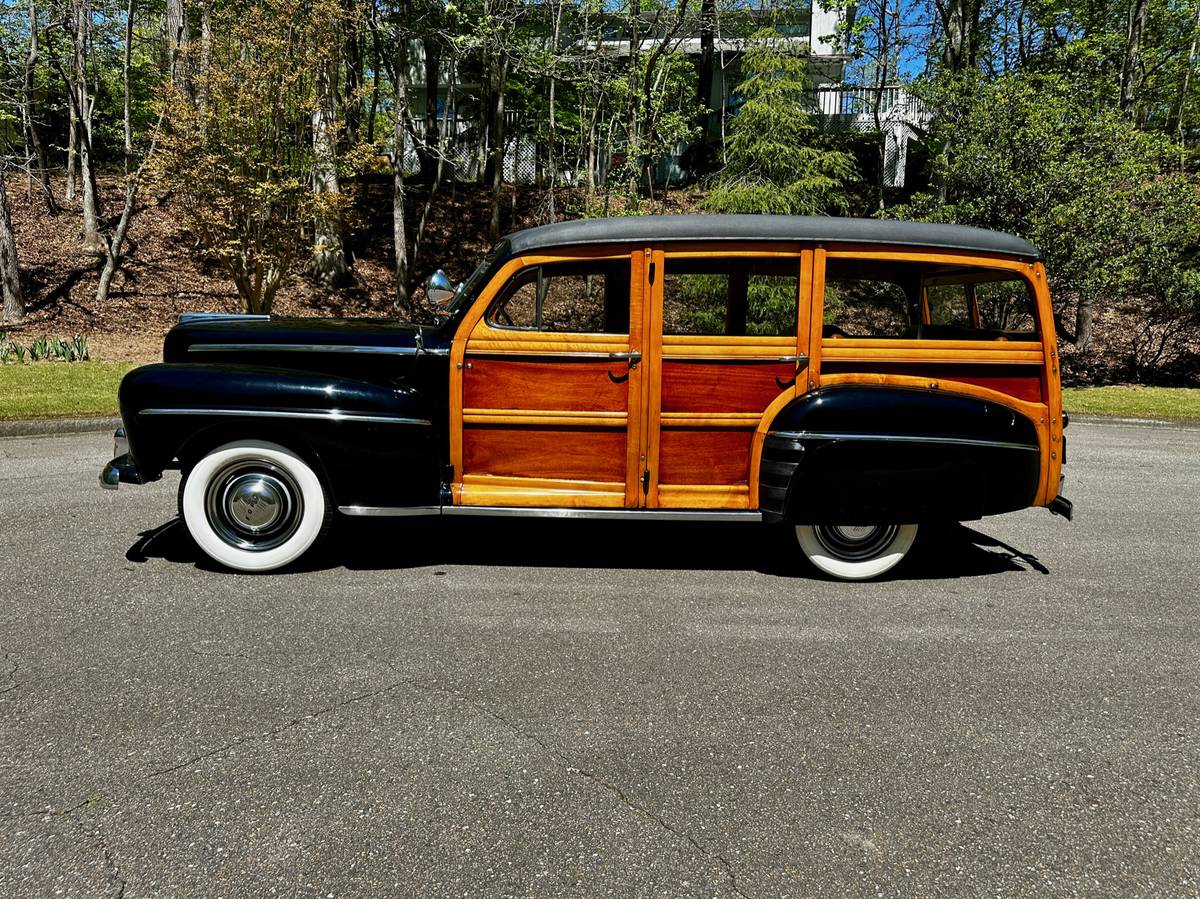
left=704, top=30, right=857, bottom=216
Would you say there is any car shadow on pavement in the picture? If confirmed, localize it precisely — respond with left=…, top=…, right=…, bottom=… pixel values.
left=126, top=516, right=1049, bottom=580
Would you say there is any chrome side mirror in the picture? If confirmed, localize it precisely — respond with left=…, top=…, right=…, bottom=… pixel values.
left=425, top=269, right=460, bottom=310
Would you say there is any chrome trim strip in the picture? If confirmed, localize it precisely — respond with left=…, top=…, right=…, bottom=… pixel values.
left=339, top=505, right=442, bottom=517
left=139, top=408, right=432, bottom=426
left=179, top=312, right=271, bottom=324
left=768, top=430, right=1038, bottom=452
left=447, top=507, right=763, bottom=521
left=338, top=505, right=763, bottom=521
left=188, top=343, right=421, bottom=355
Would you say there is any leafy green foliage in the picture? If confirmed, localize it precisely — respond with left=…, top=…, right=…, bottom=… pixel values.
left=897, top=72, right=1200, bottom=372
left=152, top=0, right=375, bottom=313
left=704, top=30, right=857, bottom=216
left=0, top=333, right=89, bottom=364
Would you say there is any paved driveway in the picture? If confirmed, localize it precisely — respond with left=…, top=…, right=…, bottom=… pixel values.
left=1, top=422, right=1197, bottom=897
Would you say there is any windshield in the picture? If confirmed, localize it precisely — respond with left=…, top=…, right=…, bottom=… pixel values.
left=445, top=239, right=511, bottom=315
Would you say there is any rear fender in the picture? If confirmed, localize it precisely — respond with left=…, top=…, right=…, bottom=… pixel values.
left=759, top=386, right=1042, bottom=524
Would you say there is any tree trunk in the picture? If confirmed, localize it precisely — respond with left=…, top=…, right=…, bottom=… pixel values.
left=547, top=1, right=562, bottom=220
left=166, top=0, right=191, bottom=100
left=124, top=0, right=134, bottom=170
left=1173, top=2, right=1200, bottom=144
left=65, top=65, right=77, bottom=201
left=197, top=0, right=212, bottom=121
left=694, top=0, right=715, bottom=155
left=74, top=0, right=104, bottom=254
left=1120, top=0, right=1150, bottom=119
left=96, top=182, right=136, bottom=303
left=420, top=37, right=441, bottom=183
left=366, top=4, right=381, bottom=144
left=938, top=0, right=980, bottom=73
left=312, top=56, right=350, bottom=285
left=0, top=171, right=24, bottom=325
left=1075, top=296, right=1095, bottom=350
left=23, top=0, right=57, bottom=214
left=392, top=44, right=410, bottom=310
left=488, top=60, right=508, bottom=242
left=343, top=0, right=363, bottom=146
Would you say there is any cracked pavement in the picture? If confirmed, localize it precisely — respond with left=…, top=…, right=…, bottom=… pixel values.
left=0, top=422, right=1198, bottom=897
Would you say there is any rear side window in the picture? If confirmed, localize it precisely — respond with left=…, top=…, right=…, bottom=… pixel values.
left=663, top=258, right=799, bottom=337
left=824, top=259, right=1038, bottom=340
left=487, top=259, right=631, bottom=334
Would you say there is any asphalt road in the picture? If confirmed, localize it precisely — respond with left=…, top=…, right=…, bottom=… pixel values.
left=1, top=421, right=1197, bottom=898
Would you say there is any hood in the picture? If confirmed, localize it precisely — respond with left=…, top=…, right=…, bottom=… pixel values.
left=162, top=315, right=434, bottom=364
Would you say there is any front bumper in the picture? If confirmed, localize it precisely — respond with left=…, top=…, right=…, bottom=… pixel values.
left=99, top=427, right=145, bottom=489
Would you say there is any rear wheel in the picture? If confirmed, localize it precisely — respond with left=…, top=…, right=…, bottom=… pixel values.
left=180, top=440, right=330, bottom=572
left=794, top=523, right=918, bottom=581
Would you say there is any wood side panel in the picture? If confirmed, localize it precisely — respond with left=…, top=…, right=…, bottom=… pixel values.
left=459, top=474, right=625, bottom=508
left=1033, top=261, right=1062, bottom=505
left=656, top=484, right=750, bottom=509
left=661, top=361, right=798, bottom=413
left=625, top=248, right=648, bottom=507
left=463, top=427, right=627, bottom=482
left=821, top=361, right=1044, bottom=403
left=644, top=249, right=665, bottom=507
left=463, top=359, right=629, bottom=412
left=657, top=428, right=754, bottom=486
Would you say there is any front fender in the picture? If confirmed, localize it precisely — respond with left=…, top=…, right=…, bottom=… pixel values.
left=760, top=386, right=1042, bottom=524
left=118, top=363, right=440, bottom=508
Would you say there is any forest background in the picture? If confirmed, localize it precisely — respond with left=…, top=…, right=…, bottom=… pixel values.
left=1, top=0, right=1198, bottom=387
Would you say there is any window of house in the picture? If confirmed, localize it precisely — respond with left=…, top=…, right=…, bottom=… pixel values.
left=487, top=259, right=631, bottom=334
left=823, top=259, right=1039, bottom=340
left=663, top=258, right=799, bottom=337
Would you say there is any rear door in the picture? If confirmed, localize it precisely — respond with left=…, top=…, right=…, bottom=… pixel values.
left=642, top=246, right=814, bottom=509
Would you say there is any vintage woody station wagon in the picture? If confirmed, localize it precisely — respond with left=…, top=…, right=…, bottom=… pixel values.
left=101, top=215, right=1073, bottom=579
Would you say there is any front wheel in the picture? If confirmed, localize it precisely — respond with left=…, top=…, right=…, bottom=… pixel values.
left=794, top=523, right=918, bottom=581
left=180, top=440, right=330, bottom=572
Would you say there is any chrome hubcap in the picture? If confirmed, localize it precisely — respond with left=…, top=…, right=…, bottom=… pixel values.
left=205, top=461, right=303, bottom=552
left=225, top=473, right=287, bottom=534
left=813, top=524, right=899, bottom=561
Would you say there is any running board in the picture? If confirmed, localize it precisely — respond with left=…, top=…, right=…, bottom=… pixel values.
left=338, top=505, right=763, bottom=522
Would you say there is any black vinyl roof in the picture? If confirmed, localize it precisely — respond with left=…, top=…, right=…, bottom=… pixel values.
left=505, top=214, right=1040, bottom=260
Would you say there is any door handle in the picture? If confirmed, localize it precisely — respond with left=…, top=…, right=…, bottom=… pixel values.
left=608, top=351, right=642, bottom=370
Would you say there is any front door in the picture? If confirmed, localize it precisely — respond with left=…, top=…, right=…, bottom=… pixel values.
left=451, top=250, right=646, bottom=507
left=642, top=246, right=814, bottom=510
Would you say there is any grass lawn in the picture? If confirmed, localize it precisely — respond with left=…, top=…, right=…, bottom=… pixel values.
left=0, top=362, right=137, bottom=420
left=1063, top=386, right=1200, bottom=420
left=2, top=361, right=1198, bottom=422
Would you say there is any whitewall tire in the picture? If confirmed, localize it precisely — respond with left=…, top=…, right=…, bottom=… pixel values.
left=180, top=440, right=329, bottom=572
left=794, top=523, right=919, bottom=581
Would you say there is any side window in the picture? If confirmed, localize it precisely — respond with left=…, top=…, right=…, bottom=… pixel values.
left=823, top=259, right=918, bottom=338
left=975, top=278, right=1037, bottom=334
left=487, top=259, right=631, bottom=334
left=824, top=259, right=1039, bottom=340
left=926, top=283, right=973, bottom=328
left=663, top=258, right=799, bottom=336
left=922, top=267, right=1039, bottom=339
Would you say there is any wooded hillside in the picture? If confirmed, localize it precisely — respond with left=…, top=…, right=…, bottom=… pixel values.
left=1, top=0, right=1198, bottom=383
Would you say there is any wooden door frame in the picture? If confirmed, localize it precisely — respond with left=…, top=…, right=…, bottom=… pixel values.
left=449, top=246, right=646, bottom=507
left=642, top=243, right=816, bottom=510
